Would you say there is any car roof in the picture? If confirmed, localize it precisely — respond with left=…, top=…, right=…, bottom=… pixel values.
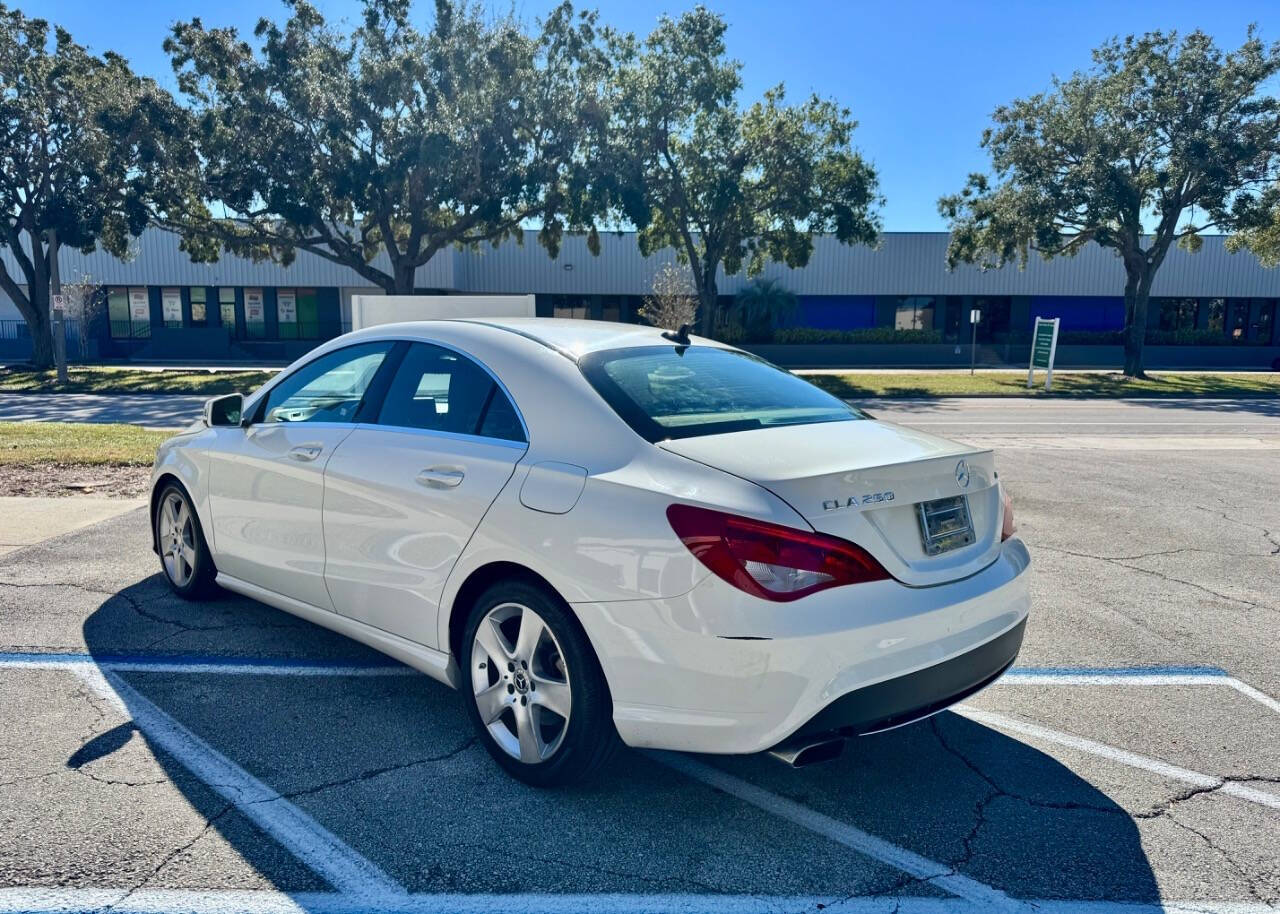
left=457, top=317, right=700, bottom=357
left=350, top=317, right=728, bottom=361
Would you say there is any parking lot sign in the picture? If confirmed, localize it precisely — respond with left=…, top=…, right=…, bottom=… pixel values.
left=1027, top=316, right=1060, bottom=390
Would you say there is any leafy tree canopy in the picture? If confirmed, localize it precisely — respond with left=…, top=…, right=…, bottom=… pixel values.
left=939, top=27, right=1280, bottom=376
left=607, top=7, right=880, bottom=330
left=165, top=0, right=614, bottom=293
left=0, top=3, right=189, bottom=366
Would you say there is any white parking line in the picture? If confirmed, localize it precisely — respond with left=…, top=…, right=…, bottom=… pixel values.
left=956, top=707, right=1280, bottom=811
left=1002, top=669, right=1280, bottom=716
left=70, top=665, right=406, bottom=897
left=651, top=752, right=1022, bottom=910
left=0, top=888, right=1276, bottom=914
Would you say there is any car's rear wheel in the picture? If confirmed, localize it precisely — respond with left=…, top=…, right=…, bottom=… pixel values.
left=155, top=483, right=217, bottom=599
left=461, top=580, right=617, bottom=786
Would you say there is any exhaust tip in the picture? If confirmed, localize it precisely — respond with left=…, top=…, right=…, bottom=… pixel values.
left=768, top=737, right=845, bottom=768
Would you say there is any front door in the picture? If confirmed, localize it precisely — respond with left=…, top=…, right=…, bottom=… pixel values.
left=206, top=341, right=394, bottom=608
left=323, top=341, right=528, bottom=646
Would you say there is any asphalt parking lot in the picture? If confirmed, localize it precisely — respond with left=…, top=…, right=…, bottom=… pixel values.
left=1, top=399, right=1277, bottom=913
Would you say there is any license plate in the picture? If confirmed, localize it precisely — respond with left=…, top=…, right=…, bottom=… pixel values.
left=917, top=495, right=975, bottom=555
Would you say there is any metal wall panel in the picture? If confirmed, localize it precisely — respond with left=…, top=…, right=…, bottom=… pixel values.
left=5, top=229, right=1279, bottom=299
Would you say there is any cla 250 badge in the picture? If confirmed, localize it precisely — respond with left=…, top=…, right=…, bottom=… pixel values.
left=823, top=491, right=895, bottom=511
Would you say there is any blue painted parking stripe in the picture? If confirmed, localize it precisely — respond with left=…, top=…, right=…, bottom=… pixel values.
left=1005, top=665, right=1230, bottom=678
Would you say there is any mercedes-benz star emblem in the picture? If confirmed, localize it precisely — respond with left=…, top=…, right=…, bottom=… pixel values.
left=955, top=459, right=970, bottom=489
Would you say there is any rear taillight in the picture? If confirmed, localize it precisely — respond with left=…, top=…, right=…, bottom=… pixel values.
left=1001, top=487, right=1016, bottom=541
left=667, top=504, right=891, bottom=602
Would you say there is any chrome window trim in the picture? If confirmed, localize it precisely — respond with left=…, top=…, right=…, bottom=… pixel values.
left=350, top=423, right=530, bottom=451
left=244, top=334, right=530, bottom=443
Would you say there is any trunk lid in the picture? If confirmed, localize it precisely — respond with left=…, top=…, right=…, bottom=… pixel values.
left=659, top=419, right=1003, bottom=587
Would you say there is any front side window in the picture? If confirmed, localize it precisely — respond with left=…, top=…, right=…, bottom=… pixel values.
left=258, top=342, right=393, bottom=424
left=374, top=342, right=525, bottom=442
left=580, top=345, right=864, bottom=443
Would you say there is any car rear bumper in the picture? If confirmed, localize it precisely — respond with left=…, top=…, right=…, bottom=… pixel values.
left=571, top=537, right=1031, bottom=755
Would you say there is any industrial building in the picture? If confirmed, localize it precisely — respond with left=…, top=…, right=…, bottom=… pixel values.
left=2, top=229, right=1277, bottom=367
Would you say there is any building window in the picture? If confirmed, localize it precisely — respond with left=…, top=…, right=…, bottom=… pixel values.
left=244, top=288, right=266, bottom=339
left=971, top=297, right=1011, bottom=340
left=277, top=289, right=297, bottom=339
left=551, top=295, right=589, bottom=319
left=1254, top=299, right=1275, bottom=343
left=190, top=288, right=207, bottom=325
left=1157, top=298, right=1198, bottom=332
left=893, top=296, right=936, bottom=331
left=1228, top=299, right=1250, bottom=339
left=601, top=296, right=624, bottom=323
left=219, top=288, right=237, bottom=334
left=161, top=288, right=183, bottom=329
left=107, top=287, right=151, bottom=339
left=1205, top=298, right=1225, bottom=333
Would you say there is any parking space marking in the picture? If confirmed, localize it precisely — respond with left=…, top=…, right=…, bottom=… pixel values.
left=67, top=664, right=406, bottom=898
left=4, top=653, right=1277, bottom=909
left=956, top=707, right=1280, bottom=811
left=0, top=889, right=1277, bottom=914
left=652, top=752, right=1022, bottom=910
left=0, top=651, right=412, bottom=677
left=1002, top=667, right=1280, bottom=716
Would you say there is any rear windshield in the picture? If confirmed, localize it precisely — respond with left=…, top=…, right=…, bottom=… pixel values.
left=578, top=345, right=865, bottom=442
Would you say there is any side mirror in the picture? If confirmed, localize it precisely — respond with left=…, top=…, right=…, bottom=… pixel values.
left=204, top=393, right=244, bottom=428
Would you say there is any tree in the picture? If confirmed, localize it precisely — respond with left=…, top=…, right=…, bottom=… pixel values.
left=0, top=4, right=189, bottom=368
left=607, top=8, right=880, bottom=334
left=164, top=0, right=613, bottom=293
left=59, top=272, right=104, bottom=359
left=638, top=262, right=698, bottom=330
left=729, top=277, right=797, bottom=341
left=940, top=28, right=1280, bottom=377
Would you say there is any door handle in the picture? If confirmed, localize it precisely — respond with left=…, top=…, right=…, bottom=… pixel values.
left=290, top=444, right=323, bottom=462
left=417, top=466, right=465, bottom=489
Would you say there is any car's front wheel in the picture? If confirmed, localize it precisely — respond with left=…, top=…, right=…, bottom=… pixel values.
left=461, top=580, right=617, bottom=786
left=154, top=483, right=217, bottom=599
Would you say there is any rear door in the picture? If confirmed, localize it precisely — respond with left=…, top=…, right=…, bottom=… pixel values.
left=322, top=341, right=528, bottom=646
left=206, top=341, right=395, bottom=608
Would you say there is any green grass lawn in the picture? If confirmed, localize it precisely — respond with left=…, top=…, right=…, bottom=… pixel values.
left=0, top=422, right=170, bottom=466
left=805, top=370, right=1280, bottom=399
left=0, top=366, right=277, bottom=395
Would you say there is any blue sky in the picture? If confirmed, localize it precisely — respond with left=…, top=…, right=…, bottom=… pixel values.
left=43, top=0, right=1273, bottom=231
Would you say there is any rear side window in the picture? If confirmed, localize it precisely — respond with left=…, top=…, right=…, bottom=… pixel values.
left=374, top=342, right=526, bottom=442
left=579, top=345, right=864, bottom=442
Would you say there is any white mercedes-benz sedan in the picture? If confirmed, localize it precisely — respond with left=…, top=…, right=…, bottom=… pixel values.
left=150, top=318, right=1030, bottom=785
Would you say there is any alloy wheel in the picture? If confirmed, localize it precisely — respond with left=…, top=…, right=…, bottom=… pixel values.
left=470, top=602, right=572, bottom=764
left=159, top=492, right=197, bottom=588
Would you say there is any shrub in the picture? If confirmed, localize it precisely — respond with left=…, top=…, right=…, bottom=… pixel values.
left=771, top=327, right=944, bottom=345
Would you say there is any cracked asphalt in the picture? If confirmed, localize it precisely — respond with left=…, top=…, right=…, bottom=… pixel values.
left=0, top=399, right=1277, bottom=908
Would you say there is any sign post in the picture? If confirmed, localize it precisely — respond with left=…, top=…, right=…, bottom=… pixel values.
left=1027, top=316, right=1061, bottom=391
left=969, top=308, right=981, bottom=376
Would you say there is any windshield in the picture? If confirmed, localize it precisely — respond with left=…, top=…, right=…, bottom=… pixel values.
left=578, top=345, right=865, bottom=442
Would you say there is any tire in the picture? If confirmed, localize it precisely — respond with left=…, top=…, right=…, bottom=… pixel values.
left=154, top=483, right=218, bottom=600
left=461, top=579, right=618, bottom=787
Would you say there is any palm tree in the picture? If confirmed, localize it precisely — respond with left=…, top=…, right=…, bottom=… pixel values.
left=729, top=278, right=798, bottom=341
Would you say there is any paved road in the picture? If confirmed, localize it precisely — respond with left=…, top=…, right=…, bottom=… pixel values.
left=4, top=390, right=1279, bottom=442
left=0, top=392, right=206, bottom=428
left=0, top=433, right=1276, bottom=910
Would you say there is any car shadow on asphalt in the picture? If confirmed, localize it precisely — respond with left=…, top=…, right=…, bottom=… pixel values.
left=81, top=577, right=1161, bottom=901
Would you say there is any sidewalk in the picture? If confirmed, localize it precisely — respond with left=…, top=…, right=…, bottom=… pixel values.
left=0, top=496, right=145, bottom=557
